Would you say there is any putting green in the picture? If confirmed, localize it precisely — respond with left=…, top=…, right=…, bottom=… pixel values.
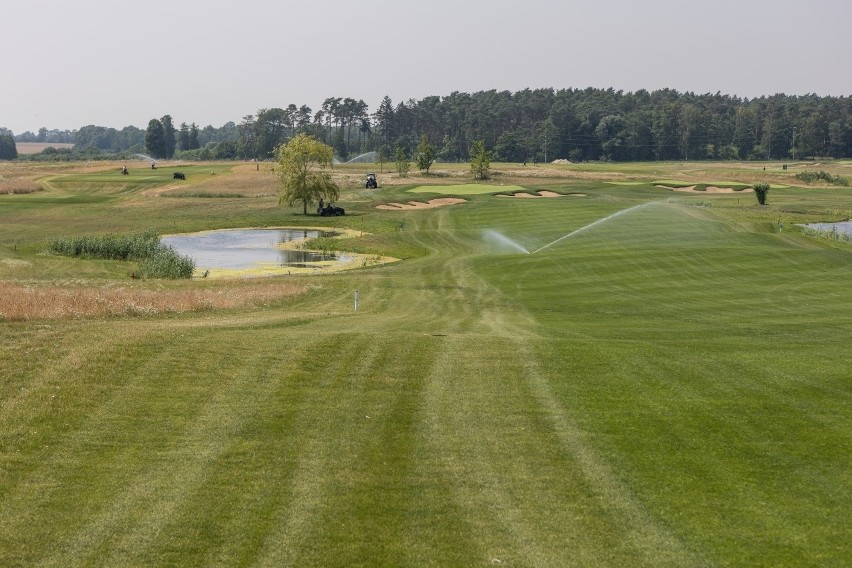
left=408, top=183, right=523, bottom=195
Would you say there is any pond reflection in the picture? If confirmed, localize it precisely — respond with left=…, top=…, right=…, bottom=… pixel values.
left=162, top=228, right=347, bottom=270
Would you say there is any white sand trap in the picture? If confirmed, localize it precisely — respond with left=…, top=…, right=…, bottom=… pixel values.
left=703, top=186, right=752, bottom=193
left=376, top=198, right=467, bottom=210
left=658, top=184, right=751, bottom=194
left=658, top=185, right=696, bottom=192
left=497, top=191, right=585, bottom=198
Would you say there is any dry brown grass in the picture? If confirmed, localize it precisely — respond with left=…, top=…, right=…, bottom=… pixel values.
left=0, top=177, right=41, bottom=194
left=195, top=163, right=278, bottom=196
left=0, top=162, right=44, bottom=194
left=329, top=163, right=643, bottom=190
left=0, top=279, right=307, bottom=321
left=0, top=161, right=120, bottom=195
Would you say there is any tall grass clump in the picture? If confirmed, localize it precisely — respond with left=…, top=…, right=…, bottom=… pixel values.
left=48, top=228, right=161, bottom=260
left=795, top=170, right=849, bottom=186
left=136, top=246, right=195, bottom=279
left=299, top=236, right=340, bottom=254
left=48, top=228, right=194, bottom=279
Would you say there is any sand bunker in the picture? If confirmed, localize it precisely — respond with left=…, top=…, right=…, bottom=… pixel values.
left=657, top=185, right=752, bottom=194
left=704, top=186, right=752, bottom=193
left=376, top=198, right=467, bottom=210
left=497, top=191, right=586, bottom=198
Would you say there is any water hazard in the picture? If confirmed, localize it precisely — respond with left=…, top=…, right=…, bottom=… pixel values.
left=799, top=221, right=852, bottom=237
left=162, top=228, right=348, bottom=271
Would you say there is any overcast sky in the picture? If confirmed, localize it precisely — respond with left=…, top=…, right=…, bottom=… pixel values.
left=4, top=0, right=851, bottom=134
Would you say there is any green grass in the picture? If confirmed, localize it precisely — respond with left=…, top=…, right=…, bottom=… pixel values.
left=0, top=161, right=850, bottom=566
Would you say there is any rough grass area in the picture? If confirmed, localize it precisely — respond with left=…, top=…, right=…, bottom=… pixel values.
left=0, top=280, right=306, bottom=320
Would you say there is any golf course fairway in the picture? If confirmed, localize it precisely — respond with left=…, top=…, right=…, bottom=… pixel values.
left=0, top=162, right=849, bottom=566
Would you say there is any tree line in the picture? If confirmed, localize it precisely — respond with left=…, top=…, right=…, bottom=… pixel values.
left=5, top=88, right=851, bottom=162
left=178, top=90, right=852, bottom=162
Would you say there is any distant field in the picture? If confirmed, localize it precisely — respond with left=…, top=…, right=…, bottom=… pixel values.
left=0, top=160, right=850, bottom=566
left=15, top=142, right=75, bottom=154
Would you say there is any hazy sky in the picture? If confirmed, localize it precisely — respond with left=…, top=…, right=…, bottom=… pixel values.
left=4, top=0, right=851, bottom=134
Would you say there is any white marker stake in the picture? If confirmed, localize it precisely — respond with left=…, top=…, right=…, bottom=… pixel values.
left=354, top=289, right=359, bottom=312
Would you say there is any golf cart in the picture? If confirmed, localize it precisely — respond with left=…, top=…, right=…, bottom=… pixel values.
left=318, top=202, right=345, bottom=216
left=365, top=173, right=378, bottom=189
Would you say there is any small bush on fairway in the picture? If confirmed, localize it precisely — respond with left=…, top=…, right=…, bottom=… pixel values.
left=753, top=182, right=770, bottom=205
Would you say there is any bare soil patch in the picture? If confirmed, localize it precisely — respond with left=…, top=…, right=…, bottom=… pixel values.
left=376, top=198, right=467, bottom=210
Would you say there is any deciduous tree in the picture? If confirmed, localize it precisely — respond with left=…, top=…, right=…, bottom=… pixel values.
left=394, top=146, right=410, bottom=177
left=145, top=119, right=166, bottom=159
left=414, top=134, right=435, bottom=174
left=161, top=115, right=176, bottom=158
left=277, top=134, right=339, bottom=215
left=469, top=139, right=492, bottom=180
left=0, top=134, right=17, bottom=159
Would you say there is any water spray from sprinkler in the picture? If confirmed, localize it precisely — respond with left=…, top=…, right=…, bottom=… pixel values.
left=483, top=230, right=529, bottom=254
left=531, top=202, right=657, bottom=254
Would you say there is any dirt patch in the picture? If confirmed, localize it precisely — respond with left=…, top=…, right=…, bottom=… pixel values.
left=497, top=191, right=585, bottom=198
left=376, top=198, right=467, bottom=210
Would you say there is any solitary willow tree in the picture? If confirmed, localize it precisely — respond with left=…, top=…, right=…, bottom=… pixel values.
left=277, top=134, right=339, bottom=215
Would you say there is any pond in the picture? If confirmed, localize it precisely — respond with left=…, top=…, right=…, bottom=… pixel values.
left=161, top=228, right=352, bottom=274
left=799, top=221, right=852, bottom=237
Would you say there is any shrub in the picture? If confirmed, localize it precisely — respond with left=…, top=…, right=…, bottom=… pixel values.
left=794, top=171, right=849, bottom=186
left=753, top=183, right=770, bottom=205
